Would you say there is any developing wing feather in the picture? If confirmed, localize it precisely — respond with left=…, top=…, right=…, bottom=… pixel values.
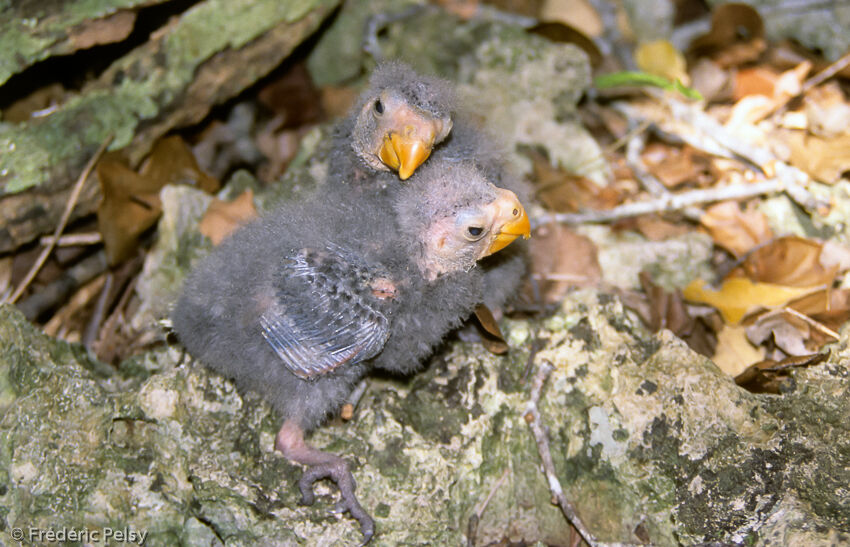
left=260, top=249, right=391, bottom=379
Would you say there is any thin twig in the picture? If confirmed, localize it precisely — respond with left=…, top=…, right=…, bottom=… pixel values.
left=39, top=232, right=103, bottom=247
left=625, top=132, right=667, bottom=197
left=83, top=272, right=114, bottom=350
left=42, top=273, right=107, bottom=338
left=468, top=467, right=511, bottom=546
left=603, top=119, right=652, bottom=156
left=341, top=379, right=369, bottom=421
left=524, top=361, right=639, bottom=547
left=623, top=129, right=703, bottom=221
left=534, top=177, right=793, bottom=227
left=524, top=361, right=597, bottom=545
left=664, top=96, right=776, bottom=167
left=475, top=467, right=510, bottom=519
left=92, top=271, right=139, bottom=361
left=780, top=306, right=840, bottom=341
left=761, top=51, right=850, bottom=123
left=7, top=135, right=113, bottom=304
left=532, top=273, right=595, bottom=283
left=801, top=51, right=850, bottom=94
left=16, top=250, right=109, bottom=321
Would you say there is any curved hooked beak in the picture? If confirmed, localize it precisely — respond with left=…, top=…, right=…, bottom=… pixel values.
left=379, top=126, right=436, bottom=180
left=484, top=188, right=531, bottom=257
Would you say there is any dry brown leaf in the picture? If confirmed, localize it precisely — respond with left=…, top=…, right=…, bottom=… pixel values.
left=735, top=353, right=827, bottom=393
left=141, top=136, right=219, bottom=194
left=641, top=144, right=716, bottom=189
left=715, top=39, right=767, bottom=69
left=700, top=201, right=772, bottom=258
left=739, top=236, right=837, bottom=287
left=788, top=288, right=850, bottom=333
left=536, top=172, right=600, bottom=212
left=320, top=86, right=359, bottom=119
left=593, top=106, right=629, bottom=140
left=525, top=223, right=600, bottom=305
left=683, top=277, right=819, bottom=324
left=633, top=215, right=691, bottom=241
left=540, top=0, right=602, bottom=36
left=779, top=129, right=850, bottom=184
left=198, top=190, right=258, bottom=246
left=637, top=271, right=717, bottom=356
left=97, top=154, right=165, bottom=265
left=805, top=81, right=850, bottom=138
left=474, top=304, right=509, bottom=355
left=257, top=63, right=324, bottom=128
left=97, top=137, right=220, bottom=264
left=745, top=312, right=810, bottom=357
left=640, top=272, right=689, bottom=333
left=689, top=3, right=765, bottom=67
left=530, top=149, right=621, bottom=212
left=711, top=325, right=765, bottom=377
left=3, top=83, right=67, bottom=123
left=727, top=62, right=810, bottom=125
left=733, top=67, right=778, bottom=100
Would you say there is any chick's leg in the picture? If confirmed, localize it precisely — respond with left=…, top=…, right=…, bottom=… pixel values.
left=276, top=419, right=375, bottom=543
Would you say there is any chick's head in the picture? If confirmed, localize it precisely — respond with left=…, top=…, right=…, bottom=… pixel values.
left=350, top=62, right=454, bottom=180
left=395, top=162, right=530, bottom=281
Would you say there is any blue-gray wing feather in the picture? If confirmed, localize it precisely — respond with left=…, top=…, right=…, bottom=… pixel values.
left=260, top=249, right=390, bottom=379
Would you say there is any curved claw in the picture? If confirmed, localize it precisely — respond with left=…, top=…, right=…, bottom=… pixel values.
left=297, top=473, right=318, bottom=506
left=297, top=460, right=375, bottom=544
left=337, top=495, right=375, bottom=545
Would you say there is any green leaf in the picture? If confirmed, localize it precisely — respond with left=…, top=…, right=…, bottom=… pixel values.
left=594, top=71, right=703, bottom=100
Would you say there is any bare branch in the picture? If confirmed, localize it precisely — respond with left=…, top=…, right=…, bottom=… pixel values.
left=39, top=232, right=103, bottom=247
left=6, top=135, right=112, bottom=304
left=524, top=361, right=641, bottom=547
left=535, top=177, right=799, bottom=227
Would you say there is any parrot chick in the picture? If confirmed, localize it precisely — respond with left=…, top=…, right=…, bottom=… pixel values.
left=328, top=61, right=454, bottom=184
left=171, top=161, right=529, bottom=543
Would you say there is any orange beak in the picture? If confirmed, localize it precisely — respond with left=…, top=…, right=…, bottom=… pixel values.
left=379, top=126, right=435, bottom=180
left=484, top=188, right=531, bottom=257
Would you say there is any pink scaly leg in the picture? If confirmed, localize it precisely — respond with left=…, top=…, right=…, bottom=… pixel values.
left=276, top=419, right=375, bottom=544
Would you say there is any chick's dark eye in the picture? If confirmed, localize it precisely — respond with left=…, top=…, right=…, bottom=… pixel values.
left=374, top=99, right=384, bottom=114
left=467, top=226, right=483, bottom=237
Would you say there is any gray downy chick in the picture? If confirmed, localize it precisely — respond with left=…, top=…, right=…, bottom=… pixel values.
left=171, top=160, right=530, bottom=543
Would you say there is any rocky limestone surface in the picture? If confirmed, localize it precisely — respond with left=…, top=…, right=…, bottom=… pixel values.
left=2, top=288, right=849, bottom=545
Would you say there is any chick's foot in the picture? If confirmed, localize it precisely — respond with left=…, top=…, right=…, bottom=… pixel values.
left=276, top=420, right=375, bottom=544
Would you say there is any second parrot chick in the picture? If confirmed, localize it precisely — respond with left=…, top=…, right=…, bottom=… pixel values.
left=171, top=161, right=530, bottom=543
left=327, top=61, right=530, bottom=200
left=328, top=61, right=455, bottom=185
